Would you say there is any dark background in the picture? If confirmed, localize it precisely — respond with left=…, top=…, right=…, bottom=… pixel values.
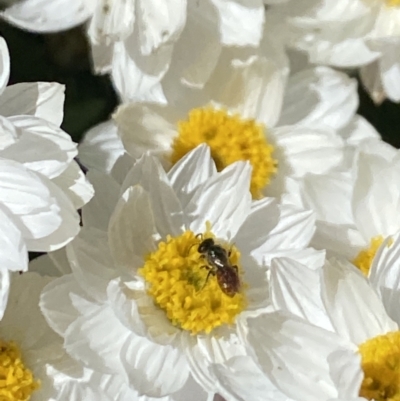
left=1, top=20, right=398, bottom=148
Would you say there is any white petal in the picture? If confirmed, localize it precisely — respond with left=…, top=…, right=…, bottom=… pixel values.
left=113, top=102, right=179, bottom=157
left=165, top=0, right=221, bottom=89
left=82, top=170, right=121, bottom=232
left=270, top=257, right=333, bottom=331
left=29, top=251, right=68, bottom=277
left=305, top=38, right=380, bottom=68
left=2, top=116, right=77, bottom=179
left=301, top=172, right=354, bottom=225
left=273, top=125, right=344, bottom=177
left=370, top=230, right=400, bottom=325
left=278, top=67, right=358, bottom=130
left=312, top=221, right=365, bottom=260
left=0, top=82, right=65, bottom=126
left=2, top=272, right=55, bottom=349
left=373, top=40, right=400, bottom=103
left=210, top=0, right=264, bottom=47
left=360, top=60, right=386, bottom=105
left=168, top=144, right=217, bottom=207
left=40, top=274, right=84, bottom=337
left=79, top=120, right=125, bottom=174
left=328, top=349, right=363, bottom=400
left=111, top=38, right=171, bottom=102
left=108, top=186, right=157, bottom=270
left=170, top=375, right=212, bottom=401
left=52, top=161, right=94, bottom=209
left=88, top=0, right=135, bottom=45
left=0, top=159, right=79, bottom=250
left=0, top=204, right=27, bottom=272
left=136, top=0, right=186, bottom=55
left=339, top=115, right=380, bottom=146
left=68, top=227, right=119, bottom=302
left=64, top=304, right=130, bottom=377
left=120, top=154, right=184, bottom=238
left=0, top=115, right=18, bottom=150
left=256, top=203, right=315, bottom=262
left=0, top=269, right=10, bottom=320
left=90, top=42, right=113, bottom=74
left=121, top=334, right=189, bottom=397
left=188, top=161, right=252, bottom=240
left=322, top=258, right=397, bottom=345
left=234, top=197, right=279, bottom=255
left=205, top=53, right=286, bottom=127
left=353, top=153, right=400, bottom=240
left=2, top=0, right=96, bottom=32
left=246, top=312, right=354, bottom=401
left=0, top=37, right=10, bottom=95
left=210, top=356, right=288, bottom=401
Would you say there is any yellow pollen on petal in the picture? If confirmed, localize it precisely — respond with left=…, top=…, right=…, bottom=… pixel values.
left=352, top=236, right=385, bottom=276
left=170, top=107, right=277, bottom=199
left=359, top=331, right=400, bottom=401
left=138, top=229, right=247, bottom=335
left=0, top=340, right=40, bottom=401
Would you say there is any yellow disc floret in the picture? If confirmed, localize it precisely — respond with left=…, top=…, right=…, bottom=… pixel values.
left=352, top=236, right=385, bottom=276
left=170, top=107, right=277, bottom=199
left=359, top=331, right=400, bottom=401
left=0, top=340, right=40, bottom=401
left=138, top=229, right=247, bottom=335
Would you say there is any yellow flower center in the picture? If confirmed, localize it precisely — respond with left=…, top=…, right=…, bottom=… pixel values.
left=359, top=331, right=400, bottom=401
left=170, top=107, right=277, bottom=199
left=138, top=229, right=247, bottom=335
left=352, top=236, right=385, bottom=276
left=0, top=340, right=40, bottom=401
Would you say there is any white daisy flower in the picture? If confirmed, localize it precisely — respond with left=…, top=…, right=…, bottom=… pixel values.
left=244, top=255, right=400, bottom=401
left=267, top=0, right=400, bottom=102
left=40, top=145, right=317, bottom=398
left=0, top=268, right=148, bottom=401
left=109, top=44, right=352, bottom=200
left=0, top=37, right=93, bottom=317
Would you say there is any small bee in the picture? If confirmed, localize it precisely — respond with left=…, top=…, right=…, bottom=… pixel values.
left=197, top=236, right=241, bottom=297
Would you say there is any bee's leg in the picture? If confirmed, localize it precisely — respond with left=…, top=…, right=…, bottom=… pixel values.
left=233, top=265, right=238, bottom=273
left=195, top=233, right=204, bottom=240
left=200, top=265, right=215, bottom=290
left=228, top=243, right=236, bottom=257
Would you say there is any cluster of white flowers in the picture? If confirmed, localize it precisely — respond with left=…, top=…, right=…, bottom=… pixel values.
left=1, top=1, right=400, bottom=401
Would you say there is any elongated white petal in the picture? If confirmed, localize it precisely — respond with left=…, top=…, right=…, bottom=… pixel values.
left=270, top=257, right=333, bottom=331
left=108, top=186, right=157, bottom=270
left=370, top=230, right=400, bottom=325
left=52, top=161, right=94, bottom=209
left=136, top=0, right=186, bottom=55
left=246, top=312, right=356, bottom=401
left=278, top=67, right=358, bottom=130
left=188, top=161, right=252, bottom=240
left=0, top=82, right=65, bottom=126
left=210, top=0, right=264, bottom=47
left=353, top=153, right=400, bottom=240
left=2, top=116, right=77, bottom=179
left=0, top=37, right=10, bottom=96
left=121, top=334, right=189, bottom=397
left=322, top=258, right=397, bottom=345
left=2, top=0, right=96, bottom=33
left=88, top=0, right=135, bottom=45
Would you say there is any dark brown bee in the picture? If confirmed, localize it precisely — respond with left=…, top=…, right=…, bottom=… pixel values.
left=197, top=236, right=241, bottom=297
